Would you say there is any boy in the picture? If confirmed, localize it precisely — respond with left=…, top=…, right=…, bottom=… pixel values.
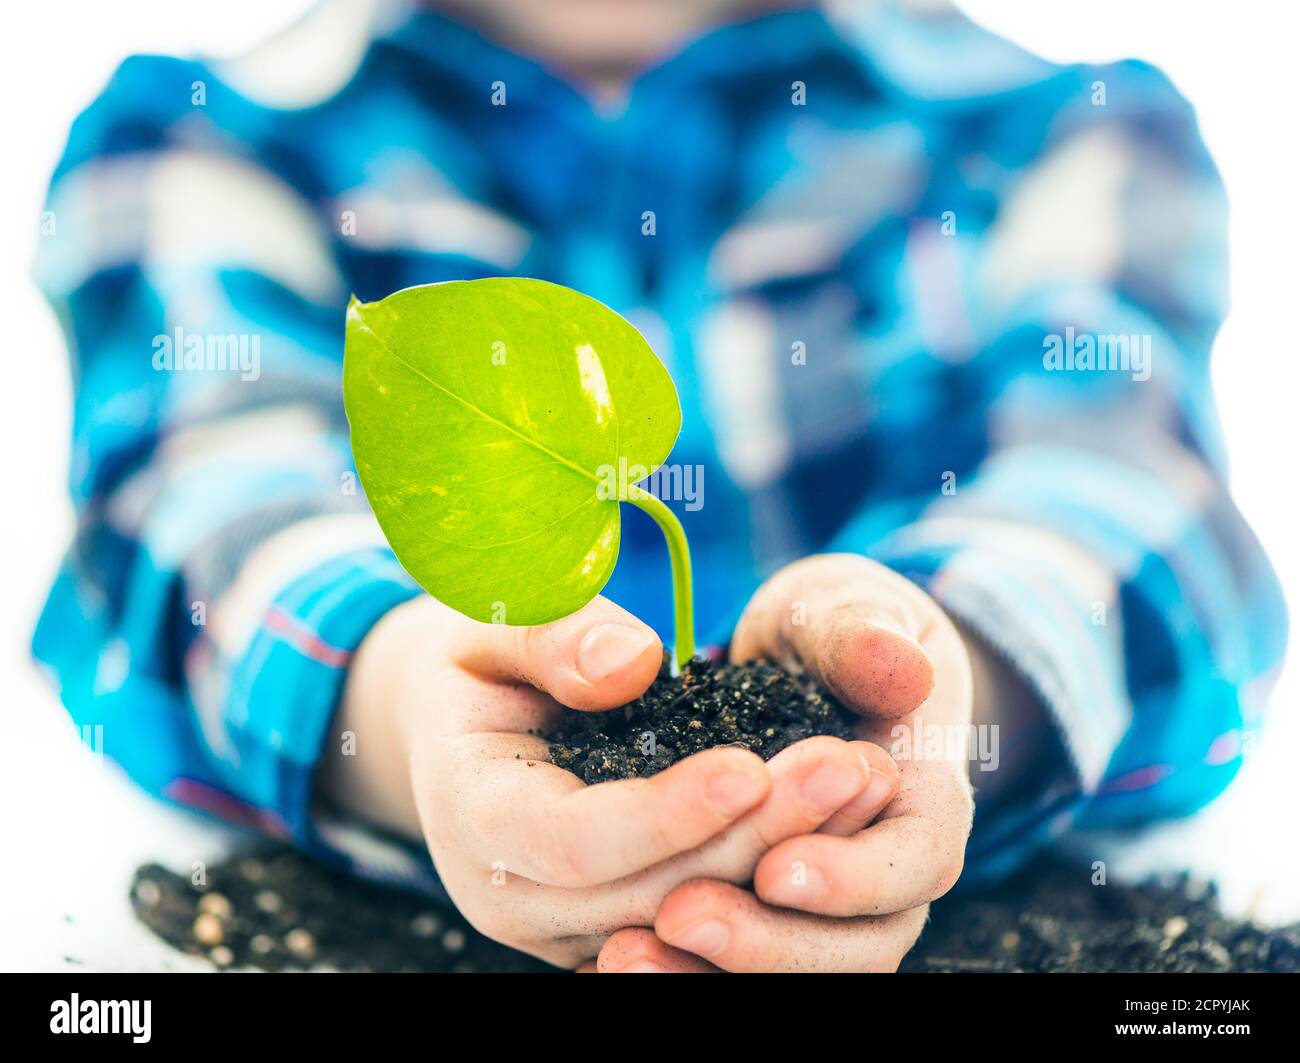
left=35, top=0, right=1286, bottom=972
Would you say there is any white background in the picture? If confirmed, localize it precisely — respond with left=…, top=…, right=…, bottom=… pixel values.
left=1, top=1, right=1296, bottom=970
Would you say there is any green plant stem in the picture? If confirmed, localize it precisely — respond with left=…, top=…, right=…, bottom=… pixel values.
left=628, top=488, right=695, bottom=671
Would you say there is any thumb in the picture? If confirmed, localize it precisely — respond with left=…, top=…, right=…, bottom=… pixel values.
left=449, top=595, right=663, bottom=710
left=731, top=554, right=935, bottom=718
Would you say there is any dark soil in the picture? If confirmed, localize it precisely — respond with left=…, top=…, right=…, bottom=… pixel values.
left=547, top=655, right=859, bottom=783
left=900, top=860, right=1300, bottom=972
left=126, top=664, right=1299, bottom=974
left=130, top=848, right=550, bottom=973
left=131, top=847, right=1300, bottom=972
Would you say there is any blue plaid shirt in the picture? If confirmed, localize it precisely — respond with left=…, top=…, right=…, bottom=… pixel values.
left=33, top=0, right=1286, bottom=894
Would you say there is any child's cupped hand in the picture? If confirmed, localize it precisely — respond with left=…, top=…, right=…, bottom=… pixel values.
left=593, top=554, right=975, bottom=972
left=336, top=592, right=901, bottom=970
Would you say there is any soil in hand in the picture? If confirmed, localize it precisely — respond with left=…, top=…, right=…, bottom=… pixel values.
left=547, top=655, right=860, bottom=784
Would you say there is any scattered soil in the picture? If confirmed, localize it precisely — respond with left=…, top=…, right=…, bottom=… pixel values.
left=132, top=848, right=1300, bottom=973
left=130, top=848, right=550, bottom=973
left=547, top=655, right=859, bottom=783
left=900, top=859, right=1300, bottom=973
left=127, top=665, right=1299, bottom=974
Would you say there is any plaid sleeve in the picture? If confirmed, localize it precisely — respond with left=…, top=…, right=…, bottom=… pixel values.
left=31, top=54, right=440, bottom=893
left=832, top=60, right=1286, bottom=887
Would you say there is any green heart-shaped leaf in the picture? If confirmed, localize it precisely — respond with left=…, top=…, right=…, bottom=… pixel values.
left=344, top=278, right=681, bottom=626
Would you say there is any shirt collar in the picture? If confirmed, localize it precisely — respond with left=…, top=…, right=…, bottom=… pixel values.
left=378, top=3, right=869, bottom=115
left=377, top=1, right=1058, bottom=111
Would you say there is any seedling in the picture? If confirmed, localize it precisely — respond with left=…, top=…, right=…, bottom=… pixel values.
left=344, top=278, right=695, bottom=669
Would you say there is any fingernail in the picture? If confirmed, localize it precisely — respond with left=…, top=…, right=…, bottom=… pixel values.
left=667, top=919, right=730, bottom=958
left=576, top=623, right=654, bottom=682
left=707, top=769, right=767, bottom=815
left=801, top=763, right=864, bottom=815
left=765, top=863, right=827, bottom=906
left=862, top=772, right=895, bottom=811
left=618, top=959, right=666, bottom=973
left=836, top=769, right=895, bottom=820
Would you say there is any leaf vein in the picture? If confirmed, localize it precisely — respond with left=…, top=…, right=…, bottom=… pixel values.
left=355, top=320, right=599, bottom=486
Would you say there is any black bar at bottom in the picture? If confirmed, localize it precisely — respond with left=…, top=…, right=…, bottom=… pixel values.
left=1, top=970, right=1286, bottom=1049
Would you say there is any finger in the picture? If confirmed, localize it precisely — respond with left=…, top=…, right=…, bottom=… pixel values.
left=731, top=554, right=935, bottom=717
left=818, top=741, right=901, bottom=837
left=720, top=736, right=873, bottom=852
left=449, top=594, right=663, bottom=710
left=456, top=733, right=771, bottom=887
left=473, top=736, right=875, bottom=932
left=753, top=759, right=971, bottom=916
left=453, top=736, right=876, bottom=935
left=596, top=928, right=717, bottom=973
left=654, top=879, right=929, bottom=973
left=624, top=737, right=874, bottom=900
left=575, top=961, right=599, bottom=974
